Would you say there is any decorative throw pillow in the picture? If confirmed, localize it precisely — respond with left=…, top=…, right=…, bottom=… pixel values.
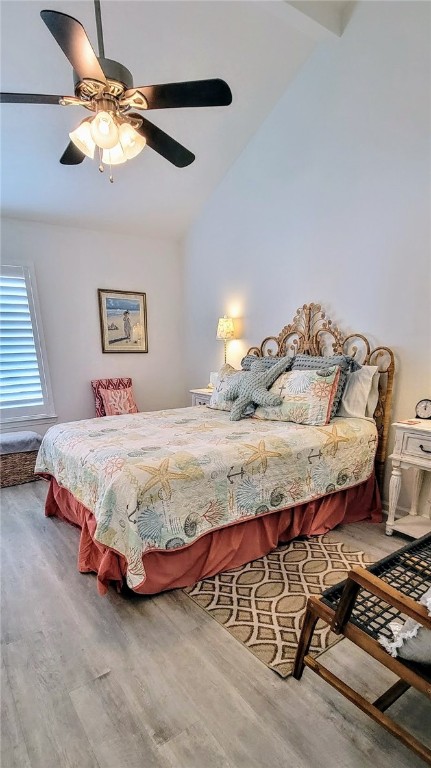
left=208, top=364, right=248, bottom=411
left=253, top=366, right=341, bottom=426
left=337, top=366, right=380, bottom=420
left=99, top=386, right=138, bottom=416
left=226, top=356, right=293, bottom=421
left=292, top=355, right=360, bottom=420
left=91, top=377, right=133, bottom=417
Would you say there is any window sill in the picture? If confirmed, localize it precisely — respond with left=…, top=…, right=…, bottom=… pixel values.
left=0, top=414, right=58, bottom=432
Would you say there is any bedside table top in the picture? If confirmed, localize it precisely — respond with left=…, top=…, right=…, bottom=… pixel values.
left=189, top=388, right=213, bottom=396
left=393, top=420, right=431, bottom=434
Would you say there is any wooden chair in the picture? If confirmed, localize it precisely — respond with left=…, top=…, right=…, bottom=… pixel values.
left=293, top=534, right=431, bottom=764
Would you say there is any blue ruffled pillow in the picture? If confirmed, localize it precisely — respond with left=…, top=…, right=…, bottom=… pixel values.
left=241, top=354, right=292, bottom=371
left=292, top=354, right=360, bottom=373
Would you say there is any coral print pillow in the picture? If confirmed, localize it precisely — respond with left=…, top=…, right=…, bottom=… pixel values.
left=253, top=366, right=340, bottom=426
left=99, top=387, right=139, bottom=416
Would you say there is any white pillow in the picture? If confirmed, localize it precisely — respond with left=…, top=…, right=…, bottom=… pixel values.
left=337, top=366, right=379, bottom=419
left=208, top=364, right=246, bottom=411
left=366, top=367, right=380, bottom=418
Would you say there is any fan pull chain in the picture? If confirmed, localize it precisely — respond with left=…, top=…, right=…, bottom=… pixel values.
left=95, top=147, right=114, bottom=182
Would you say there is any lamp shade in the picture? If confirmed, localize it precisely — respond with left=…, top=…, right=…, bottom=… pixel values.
left=216, top=316, right=234, bottom=341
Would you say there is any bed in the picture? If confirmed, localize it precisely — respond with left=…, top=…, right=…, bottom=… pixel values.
left=36, top=303, right=395, bottom=595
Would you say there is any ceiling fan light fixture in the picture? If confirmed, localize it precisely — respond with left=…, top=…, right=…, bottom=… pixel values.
left=90, top=110, right=119, bottom=149
left=69, top=119, right=95, bottom=159
left=1, top=4, right=232, bottom=175
left=118, top=121, right=146, bottom=160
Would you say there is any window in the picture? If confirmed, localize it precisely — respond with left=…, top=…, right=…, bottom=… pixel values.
left=0, top=264, right=55, bottom=425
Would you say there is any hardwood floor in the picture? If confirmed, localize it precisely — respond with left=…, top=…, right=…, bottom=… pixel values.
left=1, top=480, right=430, bottom=768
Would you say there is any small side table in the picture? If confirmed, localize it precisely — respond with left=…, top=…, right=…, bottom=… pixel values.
left=190, top=388, right=212, bottom=406
left=386, top=420, right=431, bottom=537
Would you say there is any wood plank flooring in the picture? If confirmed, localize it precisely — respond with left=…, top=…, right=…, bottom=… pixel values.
left=1, top=480, right=430, bottom=768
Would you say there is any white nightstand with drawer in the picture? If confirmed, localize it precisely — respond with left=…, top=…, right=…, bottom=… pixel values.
left=386, top=420, right=431, bottom=537
left=190, top=388, right=212, bottom=406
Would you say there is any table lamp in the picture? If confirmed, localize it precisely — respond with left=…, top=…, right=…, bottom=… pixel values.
left=216, top=315, right=234, bottom=363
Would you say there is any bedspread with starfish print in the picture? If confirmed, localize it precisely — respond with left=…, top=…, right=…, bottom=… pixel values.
left=35, top=407, right=378, bottom=588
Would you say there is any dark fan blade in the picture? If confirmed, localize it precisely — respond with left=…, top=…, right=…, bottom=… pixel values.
left=40, top=10, right=106, bottom=84
left=129, top=113, right=195, bottom=167
left=1, top=92, right=63, bottom=104
left=60, top=142, right=86, bottom=165
left=125, top=79, right=232, bottom=110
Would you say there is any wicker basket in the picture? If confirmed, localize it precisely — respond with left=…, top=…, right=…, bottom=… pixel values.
left=0, top=450, right=39, bottom=488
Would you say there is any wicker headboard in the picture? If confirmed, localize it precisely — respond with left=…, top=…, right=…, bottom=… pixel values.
left=246, top=303, right=395, bottom=490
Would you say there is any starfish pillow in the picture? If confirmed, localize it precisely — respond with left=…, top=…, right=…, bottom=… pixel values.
left=225, top=355, right=293, bottom=421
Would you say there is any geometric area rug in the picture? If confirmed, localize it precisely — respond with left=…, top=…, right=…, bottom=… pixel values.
left=184, top=535, right=373, bottom=678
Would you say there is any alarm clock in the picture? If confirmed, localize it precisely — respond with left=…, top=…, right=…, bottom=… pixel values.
left=415, top=398, right=431, bottom=419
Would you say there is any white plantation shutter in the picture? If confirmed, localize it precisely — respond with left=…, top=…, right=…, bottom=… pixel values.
left=0, top=265, right=55, bottom=423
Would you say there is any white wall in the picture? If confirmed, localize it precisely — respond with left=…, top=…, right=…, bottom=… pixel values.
left=183, top=0, right=431, bottom=503
left=1, top=217, right=187, bottom=431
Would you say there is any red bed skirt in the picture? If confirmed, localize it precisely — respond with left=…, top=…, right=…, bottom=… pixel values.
left=44, top=475, right=382, bottom=595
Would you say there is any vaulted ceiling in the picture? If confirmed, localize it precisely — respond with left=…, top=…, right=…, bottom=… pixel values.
left=0, top=1, right=344, bottom=238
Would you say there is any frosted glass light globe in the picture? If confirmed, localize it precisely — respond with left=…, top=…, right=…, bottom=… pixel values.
left=69, top=120, right=95, bottom=158
left=90, top=111, right=119, bottom=150
left=102, top=143, right=127, bottom=165
left=119, top=122, right=146, bottom=160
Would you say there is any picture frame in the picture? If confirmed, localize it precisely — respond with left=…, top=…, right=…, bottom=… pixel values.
left=98, top=289, right=148, bottom=353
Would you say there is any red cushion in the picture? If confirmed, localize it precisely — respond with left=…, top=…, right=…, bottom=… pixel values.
left=91, top=378, right=133, bottom=417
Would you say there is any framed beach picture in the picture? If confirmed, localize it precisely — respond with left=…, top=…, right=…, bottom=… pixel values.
left=98, top=289, right=148, bottom=353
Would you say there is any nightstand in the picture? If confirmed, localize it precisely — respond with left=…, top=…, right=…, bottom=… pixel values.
left=386, top=420, right=431, bottom=538
left=190, top=388, right=212, bottom=406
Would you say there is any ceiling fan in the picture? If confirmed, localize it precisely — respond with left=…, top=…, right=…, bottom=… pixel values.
left=0, top=0, right=232, bottom=180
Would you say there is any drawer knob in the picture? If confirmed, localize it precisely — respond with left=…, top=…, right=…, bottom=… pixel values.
left=419, top=444, right=431, bottom=454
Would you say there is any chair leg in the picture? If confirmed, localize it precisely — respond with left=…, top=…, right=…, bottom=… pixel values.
left=293, top=600, right=320, bottom=680
left=304, top=656, right=431, bottom=766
